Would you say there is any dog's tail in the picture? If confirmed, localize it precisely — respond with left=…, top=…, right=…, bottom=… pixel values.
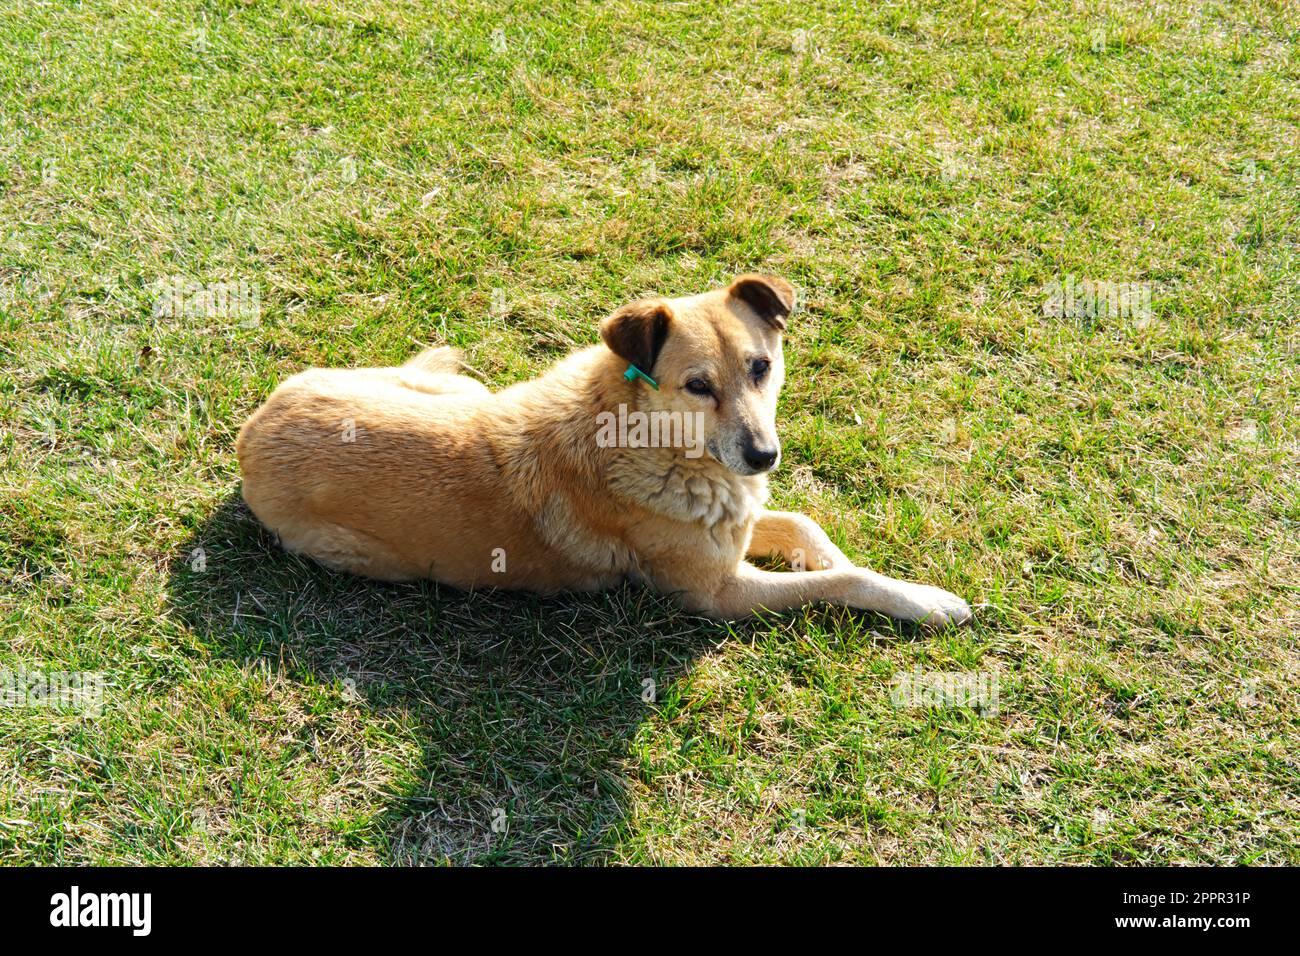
left=403, top=345, right=466, bottom=374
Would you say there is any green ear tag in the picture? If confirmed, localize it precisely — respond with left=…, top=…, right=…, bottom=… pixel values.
left=623, top=364, right=659, bottom=390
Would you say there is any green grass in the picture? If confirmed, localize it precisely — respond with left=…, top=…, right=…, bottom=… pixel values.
left=2, top=0, right=1298, bottom=865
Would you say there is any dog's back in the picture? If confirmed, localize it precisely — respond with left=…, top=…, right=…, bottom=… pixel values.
left=236, top=353, right=634, bottom=591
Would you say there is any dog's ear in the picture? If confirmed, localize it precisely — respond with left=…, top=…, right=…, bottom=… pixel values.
left=600, top=299, right=672, bottom=374
left=729, top=274, right=794, bottom=331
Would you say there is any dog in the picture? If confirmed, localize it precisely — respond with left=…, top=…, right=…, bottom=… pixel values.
left=236, top=275, right=972, bottom=627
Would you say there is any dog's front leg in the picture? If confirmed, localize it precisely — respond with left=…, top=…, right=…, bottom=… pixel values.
left=747, top=510, right=853, bottom=571
left=677, top=561, right=972, bottom=628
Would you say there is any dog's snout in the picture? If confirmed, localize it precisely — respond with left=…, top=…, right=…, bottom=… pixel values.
left=742, top=441, right=779, bottom=473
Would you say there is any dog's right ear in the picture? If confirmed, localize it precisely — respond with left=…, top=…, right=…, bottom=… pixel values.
left=599, top=299, right=672, bottom=374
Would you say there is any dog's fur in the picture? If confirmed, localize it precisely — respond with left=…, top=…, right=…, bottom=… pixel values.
left=236, top=275, right=972, bottom=626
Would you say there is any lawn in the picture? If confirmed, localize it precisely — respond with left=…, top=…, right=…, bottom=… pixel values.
left=1, top=0, right=1297, bottom=864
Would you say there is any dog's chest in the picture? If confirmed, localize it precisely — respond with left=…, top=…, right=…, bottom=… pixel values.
left=609, top=451, right=768, bottom=530
left=674, top=469, right=766, bottom=529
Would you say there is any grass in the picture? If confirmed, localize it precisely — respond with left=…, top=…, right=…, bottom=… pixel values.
left=1, top=0, right=1297, bottom=865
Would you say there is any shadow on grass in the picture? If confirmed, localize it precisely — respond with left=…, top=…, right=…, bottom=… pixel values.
left=167, top=491, right=732, bottom=865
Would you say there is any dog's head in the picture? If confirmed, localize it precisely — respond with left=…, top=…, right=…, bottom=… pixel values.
left=600, top=274, right=793, bottom=476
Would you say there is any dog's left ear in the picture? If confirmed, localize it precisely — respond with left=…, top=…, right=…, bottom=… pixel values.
left=729, top=274, right=795, bottom=331
left=600, top=298, right=672, bottom=374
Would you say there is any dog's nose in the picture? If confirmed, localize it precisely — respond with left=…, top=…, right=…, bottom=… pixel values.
left=742, top=443, right=779, bottom=472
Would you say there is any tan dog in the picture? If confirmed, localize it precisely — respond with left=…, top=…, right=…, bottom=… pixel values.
left=236, top=275, right=972, bottom=627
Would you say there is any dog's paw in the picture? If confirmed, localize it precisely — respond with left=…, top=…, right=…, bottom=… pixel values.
left=899, top=584, right=973, bottom=629
left=796, top=541, right=854, bottom=572
left=805, top=550, right=851, bottom=571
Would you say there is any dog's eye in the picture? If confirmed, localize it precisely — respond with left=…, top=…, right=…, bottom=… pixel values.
left=684, top=378, right=713, bottom=396
left=751, top=358, right=771, bottom=381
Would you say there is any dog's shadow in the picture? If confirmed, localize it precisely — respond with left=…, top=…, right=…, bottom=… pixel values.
left=168, top=492, right=746, bottom=865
